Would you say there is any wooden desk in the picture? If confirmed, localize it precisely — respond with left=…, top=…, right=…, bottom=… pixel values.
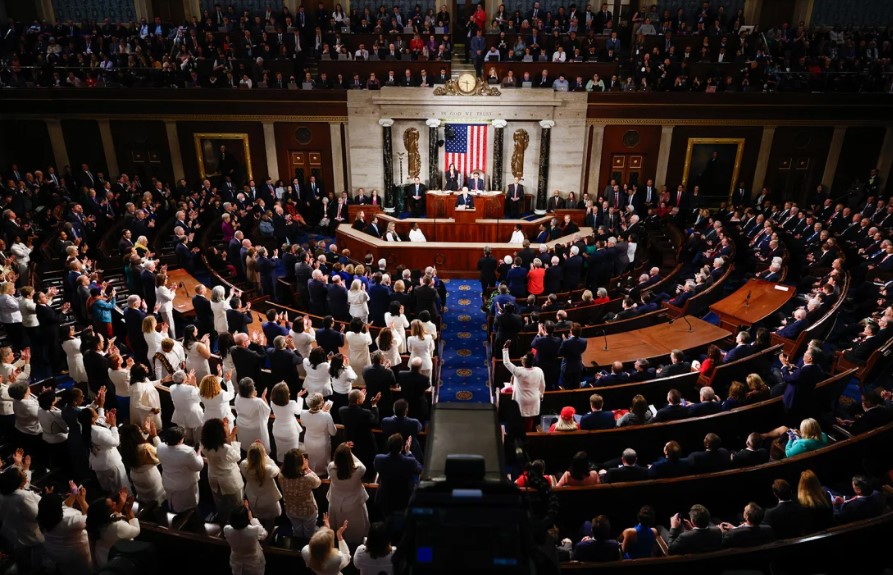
left=347, top=205, right=382, bottom=223
left=366, top=212, right=553, bottom=244
left=709, top=279, right=795, bottom=332
left=582, top=316, right=731, bottom=367
left=425, top=191, right=506, bottom=219
left=166, top=268, right=203, bottom=316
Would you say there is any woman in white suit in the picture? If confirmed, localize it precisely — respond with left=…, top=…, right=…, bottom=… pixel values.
left=301, top=393, right=337, bottom=475
left=169, top=370, right=205, bottom=446
left=156, top=426, right=203, bottom=513
left=223, top=504, right=268, bottom=575
left=239, top=443, right=282, bottom=530
left=200, top=374, right=235, bottom=427
left=234, top=378, right=272, bottom=453
left=201, top=418, right=244, bottom=525
left=78, top=406, right=130, bottom=495
left=154, top=274, right=177, bottom=338
left=326, top=442, right=370, bottom=546
left=210, top=285, right=233, bottom=335
left=501, top=342, right=545, bottom=422
left=270, top=382, right=304, bottom=463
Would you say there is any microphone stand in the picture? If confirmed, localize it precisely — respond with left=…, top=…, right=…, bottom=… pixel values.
left=669, top=316, right=694, bottom=332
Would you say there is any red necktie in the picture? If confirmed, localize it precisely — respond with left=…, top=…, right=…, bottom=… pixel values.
left=677, top=191, right=682, bottom=205
left=372, top=196, right=377, bottom=206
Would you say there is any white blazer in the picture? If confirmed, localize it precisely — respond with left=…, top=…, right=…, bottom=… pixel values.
left=156, top=442, right=203, bottom=492
left=170, top=383, right=205, bottom=429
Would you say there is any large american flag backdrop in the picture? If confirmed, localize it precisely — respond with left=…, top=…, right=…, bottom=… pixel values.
left=444, top=123, right=488, bottom=177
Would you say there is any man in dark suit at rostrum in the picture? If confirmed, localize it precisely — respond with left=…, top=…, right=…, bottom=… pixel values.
left=339, top=388, right=381, bottom=481
left=667, top=504, right=723, bottom=555
left=506, top=177, right=524, bottom=217
left=363, top=351, right=395, bottom=418
left=718, top=502, right=775, bottom=548
left=454, top=187, right=475, bottom=209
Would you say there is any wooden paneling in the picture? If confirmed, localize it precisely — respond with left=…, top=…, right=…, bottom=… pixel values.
left=597, top=125, right=662, bottom=195
left=765, top=126, right=833, bottom=205
left=60, top=119, right=107, bottom=177
left=832, top=126, right=886, bottom=195
left=109, top=120, right=173, bottom=184
left=0, top=120, right=53, bottom=174
left=665, top=125, right=762, bottom=201
left=175, top=121, right=267, bottom=186
left=272, top=122, right=334, bottom=190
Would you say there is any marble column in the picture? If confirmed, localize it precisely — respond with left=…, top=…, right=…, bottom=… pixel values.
left=164, top=121, right=185, bottom=180
left=587, top=124, right=605, bottom=194
left=655, top=125, right=674, bottom=188
left=535, top=120, right=555, bottom=214
left=45, top=119, right=70, bottom=173
left=821, top=127, right=846, bottom=190
left=97, top=119, right=119, bottom=178
left=491, top=119, right=507, bottom=192
left=330, top=122, right=347, bottom=195
left=751, top=126, right=777, bottom=193
left=380, top=118, right=395, bottom=212
left=262, top=121, right=279, bottom=180
left=426, top=119, right=441, bottom=189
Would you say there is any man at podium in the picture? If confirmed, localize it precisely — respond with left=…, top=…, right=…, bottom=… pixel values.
left=455, top=186, right=475, bottom=209
left=467, top=171, right=486, bottom=192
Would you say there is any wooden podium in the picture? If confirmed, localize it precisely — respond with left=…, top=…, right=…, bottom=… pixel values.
left=425, top=191, right=506, bottom=219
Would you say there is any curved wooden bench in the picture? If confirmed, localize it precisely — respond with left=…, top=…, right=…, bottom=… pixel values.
left=664, top=264, right=735, bottom=319
left=771, top=272, right=850, bottom=358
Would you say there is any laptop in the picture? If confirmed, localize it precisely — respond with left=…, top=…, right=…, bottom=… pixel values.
left=540, top=414, right=583, bottom=430
left=302, top=81, right=314, bottom=89
left=521, top=81, right=532, bottom=88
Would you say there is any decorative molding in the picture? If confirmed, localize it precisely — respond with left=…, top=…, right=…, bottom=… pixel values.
left=585, top=118, right=893, bottom=127
left=425, top=118, right=442, bottom=128
left=491, top=119, right=508, bottom=129
left=378, top=118, right=395, bottom=128
left=0, top=113, right=349, bottom=123
left=539, top=120, right=556, bottom=129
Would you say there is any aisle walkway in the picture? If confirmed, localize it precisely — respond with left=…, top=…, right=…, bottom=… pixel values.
left=437, top=279, right=492, bottom=404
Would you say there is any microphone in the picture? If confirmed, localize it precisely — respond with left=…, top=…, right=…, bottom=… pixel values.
left=602, top=329, right=608, bottom=351
left=744, top=290, right=751, bottom=307
left=668, top=315, right=694, bottom=332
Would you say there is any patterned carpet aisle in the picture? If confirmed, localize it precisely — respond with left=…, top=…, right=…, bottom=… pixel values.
left=436, top=279, right=493, bottom=404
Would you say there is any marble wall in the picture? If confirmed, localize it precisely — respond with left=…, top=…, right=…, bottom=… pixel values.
left=346, top=88, right=588, bottom=201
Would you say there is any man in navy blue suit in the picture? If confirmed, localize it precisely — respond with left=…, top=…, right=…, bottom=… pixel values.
left=580, top=393, right=616, bottom=430
left=593, top=361, right=628, bottom=386
left=832, top=475, right=884, bottom=524
left=723, top=331, right=754, bottom=363
left=558, top=323, right=588, bottom=389
left=776, top=308, right=809, bottom=340
left=781, top=348, right=824, bottom=422
left=454, top=187, right=475, bottom=209
left=374, top=432, right=423, bottom=516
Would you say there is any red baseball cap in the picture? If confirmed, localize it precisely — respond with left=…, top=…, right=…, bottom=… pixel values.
left=560, top=406, right=576, bottom=420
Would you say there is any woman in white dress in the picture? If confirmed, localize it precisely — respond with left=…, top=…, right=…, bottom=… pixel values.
left=344, top=318, right=372, bottom=387
left=407, top=320, right=435, bottom=382
left=154, top=273, right=177, bottom=338
left=239, top=443, right=282, bottom=530
left=201, top=418, right=244, bottom=525
left=200, top=373, right=235, bottom=426
left=302, top=347, right=333, bottom=398
left=169, top=369, right=205, bottom=446
left=384, top=301, right=409, bottom=353
left=19, top=286, right=40, bottom=358
left=328, top=354, right=357, bottom=419
left=301, top=393, right=337, bottom=476
left=118, top=421, right=165, bottom=506
left=77, top=407, right=130, bottom=495
left=353, top=522, right=397, bottom=575
left=302, top=521, right=351, bottom=575
left=375, top=329, right=401, bottom=372
left=61, top=325, right=88, bottom=384
left=347, top=279, right=370, bottom=323
left=502, top=342, right=545, bottom=424
left=107, top=353, right=133, bottom=421
left=234, top=378, right=272, bottom=453
left=37, top=489, right=92, bottom=575
left=141, top=315, right=163, bottom=366
left=290, top=315, right=316, bottom=376
left=223, top=504, right=268, bottom=575
left=270, top=382, right=304, bottom=463
left=408, top=223, right=427, bottom=242
left=85, top=489, right=140, bottom=568
left=210, top=285, right=233, bottom=335
left=183, top=325, right=217, bottom=381
left=326, top=442, right=370, bottom=547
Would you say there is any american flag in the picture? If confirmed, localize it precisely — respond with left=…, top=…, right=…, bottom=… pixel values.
left=444, top=124, right=488, bottom=178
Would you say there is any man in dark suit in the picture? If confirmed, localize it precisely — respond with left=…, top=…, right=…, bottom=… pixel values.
left=781, top=349, right=824, bottom=422
left=602, top=448, right=649, bottom=483
left=723, top=331, right=754, bottom=363
left=467, top=171, right=486, bottom=192
left=408, top=176, right=427, bottom=217
left=412, top=275, right=441, bottom=320
left=667, top=505, right=723, bottom=555
left=840, top=389, right=893, bottom=435
left=373, top=431, right=423, bottom=516
left=842, top=321, right=884, bottom=363
left=267, top=335, right=302, bottom=395
left=687, top=433, right=731, bottom=473
left=397, top=358, right=432, bottom=423
left=315, top=316, right=344, bottom=355
left=657, top=349, right=691, bottom=377
left=763, top=479, right=807, bottom=539
left=532, top=321, right=562, bottom=390
left=832, top=475, right=884, bottom=524
left=230, top=333, right=267, bottom=392
left=191, top=285, right=214, bottom=338
left=648, top=440, right=692, bottom=479
left=339, top=388, right=381, bottom=480
left=454, top=187, right=475, bottom=209
left=368, top=274, right=392, bottom=326
left=363, top=351, right=396, bottom=418
left=562, top=246, right=583, bottom=290
left=718, top=502, right=775, bottom=548
left=558, top=324, right=587, bottom=389
left=326, top=275, right=350, bottom=321
left=366, top=216, right=382, bottom=238
left=670, top=184, right=690, bottom=213
left=652, top=388, right=689, bottom=422
left=546, top=190, right=565, bottom=212
left=505, top=177, right=524, bottom=217
left=477, top=247, right=498, bottom=292
left=140, top=263, right=157, bottom=310
left=307, top=270, right=329, bottom=316
left=225, top=297, right=254, bottom=335
left=729, top=433, right=770, bottom=468
left=593, top=361, right=629, bottom=386
left=580, top=393, right=615, bottom=430
left=687, top=387, right=722, bottom=417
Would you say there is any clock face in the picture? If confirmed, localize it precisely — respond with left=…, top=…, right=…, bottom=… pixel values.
left=457, top=73, right=477, bottom=93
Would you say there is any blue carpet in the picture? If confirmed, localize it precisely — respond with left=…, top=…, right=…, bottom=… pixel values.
left=437, top=280, right=492, bottom=404
left=701, top=311, right=721, bottom=325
